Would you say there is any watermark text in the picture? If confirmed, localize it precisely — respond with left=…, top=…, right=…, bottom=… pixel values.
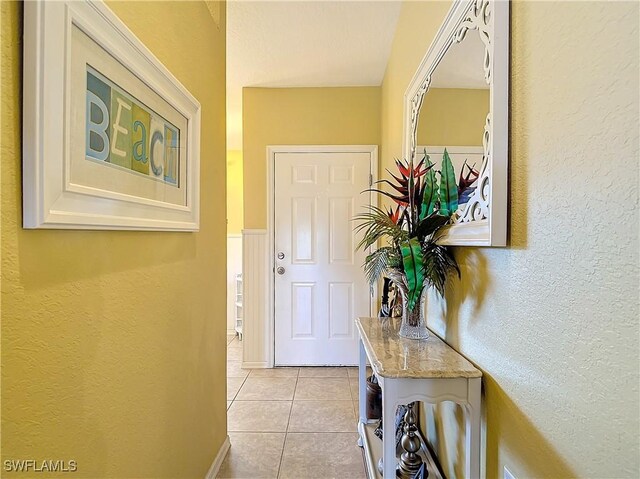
left=4, top=459, right=77, bottom=473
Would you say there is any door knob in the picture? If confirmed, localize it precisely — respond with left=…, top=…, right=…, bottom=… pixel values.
left=276, top=266, right=286, bottom=275
left=277, top=252, right=285, bottom=260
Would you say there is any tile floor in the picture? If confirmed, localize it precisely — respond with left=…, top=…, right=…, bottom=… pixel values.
left=220, top=334, right=366, bottom=479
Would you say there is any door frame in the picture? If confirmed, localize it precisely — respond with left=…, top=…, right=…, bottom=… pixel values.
left=266, top=145, right=379, bottom=367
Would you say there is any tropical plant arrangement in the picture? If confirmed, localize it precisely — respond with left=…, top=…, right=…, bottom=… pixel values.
left=355, top=149, right=477, bottom=339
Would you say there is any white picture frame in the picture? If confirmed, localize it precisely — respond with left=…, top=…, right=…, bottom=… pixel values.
left=23, top=0, right=201, bottom=231
left=403, top=0, right=509, bottom=246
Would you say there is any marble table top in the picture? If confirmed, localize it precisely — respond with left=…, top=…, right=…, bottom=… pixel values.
left=355, top=317, right=482, bottom=379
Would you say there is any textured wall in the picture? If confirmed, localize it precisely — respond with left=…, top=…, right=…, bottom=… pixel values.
left=243, top=87, right=381, bottom=229
left=382, top=1, right=639, bottom=478
left=1, top=2, right=228, bottom=477
left=227, top=150, right=244, bottom=234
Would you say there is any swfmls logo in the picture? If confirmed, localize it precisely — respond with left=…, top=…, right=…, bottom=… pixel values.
left=3, top=459, right=77, bottom=473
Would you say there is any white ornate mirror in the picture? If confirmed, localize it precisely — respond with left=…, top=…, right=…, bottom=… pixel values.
left=403, top=0, right=509, bottom=246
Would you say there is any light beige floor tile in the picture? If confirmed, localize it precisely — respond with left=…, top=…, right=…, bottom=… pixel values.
left=227, top=346, right=243, bottom=362
left=249, top=367, right=299, bottom=378
left=295, top=377, right=351, bottom=400
left=349, top=377, right=360, bottom=399
left=217, top=432, right=285, bottom=479
left=227, top=377, right=245, bottom=401
left=227, top=360, right=249, bottom=379
left=228, top=401, right=292, bottom=432
left=353, top=400, right=361, bottom=420
left=227, top=401, right=232, bottom=410
left=278, top=432, right=365, bottom=479
left=227, top=334, right=236, bottom=345
left=347, top=366, right=372, bottom=378
left=346, top=367, right=359, bottom=378
left=297, top=367, right=348, bottom=378
left=236, top=377, right=297, bottom=401
left=288, top=400, right=356, bottom=433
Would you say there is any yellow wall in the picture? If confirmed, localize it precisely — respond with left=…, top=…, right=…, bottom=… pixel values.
left=242, top=87, right=381, bottom=229
left=417, top=88, right=489, bottom=147
left=381, top=1, right=452, bottom=172
left=226, top=150, right=243, bottom=234
left=1, top=2, right=228, bottom=478
left=382, top=1, right=639, bottom=478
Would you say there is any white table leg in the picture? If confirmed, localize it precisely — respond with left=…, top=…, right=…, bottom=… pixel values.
left=357, top=337, right=367, bottom=447
left=465, top=377, right=482, bottom=479
left=382, top=378, right=398, bottom=479
left=359, top=338, right=367, bottom=423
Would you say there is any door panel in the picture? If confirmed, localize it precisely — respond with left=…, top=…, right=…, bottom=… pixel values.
left=274, top=151, right=371, bottom=366
left=291, top=282, right=315, bottom=338
left=291, top=197, right=316, bottom=263
left=329, top=197, right=354, bottom=264
left=328, top=282, right=353, bottom=338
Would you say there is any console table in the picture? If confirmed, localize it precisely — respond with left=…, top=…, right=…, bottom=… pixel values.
left=356, top=317, right=482, bottom=479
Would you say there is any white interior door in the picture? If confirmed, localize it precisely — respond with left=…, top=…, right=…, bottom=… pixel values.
left=274, top=150, right=372, bottom=366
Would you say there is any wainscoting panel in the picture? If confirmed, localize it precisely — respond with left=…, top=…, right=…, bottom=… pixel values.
left=241, top=229, right=269, bottom=368
left=226, top=234, right=243, bottom=335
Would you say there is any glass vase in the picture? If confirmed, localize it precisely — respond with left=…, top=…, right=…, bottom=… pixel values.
left=399, top=286, right=429, bottom=340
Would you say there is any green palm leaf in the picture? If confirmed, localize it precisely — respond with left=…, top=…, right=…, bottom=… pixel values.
left=420, top=153, right=438, bottom=219
left=363, top=246, right=401, bottom=288
left=439, top=149, right=458, bottom=217
left=400, top=238, right=425, bottom=310
left=354, top=205, right=408, bottom=251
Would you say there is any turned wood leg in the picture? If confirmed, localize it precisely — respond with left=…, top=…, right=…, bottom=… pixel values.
left=397, top=402, right=425, bottom=478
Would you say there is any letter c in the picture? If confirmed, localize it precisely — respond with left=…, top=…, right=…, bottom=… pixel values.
left=150, top=130, right=164, bottom=176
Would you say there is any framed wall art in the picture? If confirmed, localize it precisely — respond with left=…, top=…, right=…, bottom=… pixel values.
left=23, top=0, right=201, bottom=230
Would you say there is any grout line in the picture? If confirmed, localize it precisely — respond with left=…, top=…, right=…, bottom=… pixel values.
left=276, top=368, right=299, bottom=478
left=229, top=374, right=249, bottom=402
left=348, top=373, right=355, bottom=402
left=348, top=373, right=357, bottom=420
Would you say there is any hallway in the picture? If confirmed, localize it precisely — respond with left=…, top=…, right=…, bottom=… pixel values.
left=221, top=335, right=366, bottom=478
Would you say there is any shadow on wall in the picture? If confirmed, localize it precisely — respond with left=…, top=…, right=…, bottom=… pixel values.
left=426, top=373, right=576, bottom=478
left=423, top=247, right=490, bottom=478
left=423, top=249, right=576, bottom=478
left=15, top=232, right=198, bottom=296
left=483, top=373, right=576, bottom=478
left=17, top=229, right=197, bottom=289
left=507, top=37, right=529, bottom=252
left=445, top=247, right=491, bottom=335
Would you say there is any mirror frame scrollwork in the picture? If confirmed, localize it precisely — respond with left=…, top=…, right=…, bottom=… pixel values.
left=402, top=0, right=509, bottom=246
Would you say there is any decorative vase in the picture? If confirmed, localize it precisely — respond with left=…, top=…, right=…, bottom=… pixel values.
left=398, top=285, right=429, bottom=340
left=387, top=271, right=429, bottom=340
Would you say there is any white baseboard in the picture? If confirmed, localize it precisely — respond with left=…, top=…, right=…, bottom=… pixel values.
left=241, top=361, right=268, bottom=369
left=205, top=435, right=230, bottom=479
left=226, top=329, right=236, bottom=336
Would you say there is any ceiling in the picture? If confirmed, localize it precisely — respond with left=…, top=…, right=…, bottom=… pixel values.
left=226, top=0, right=402, bottom=150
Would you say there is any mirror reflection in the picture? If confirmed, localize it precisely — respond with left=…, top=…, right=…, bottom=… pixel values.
left=416, top=28, right=489, bottom=210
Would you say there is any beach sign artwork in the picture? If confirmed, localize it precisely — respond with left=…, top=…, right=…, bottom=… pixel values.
left=85, top=66, right=179, bottom=186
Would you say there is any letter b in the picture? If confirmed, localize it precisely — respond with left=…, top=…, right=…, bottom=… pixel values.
left=86, top=91, right=110, bottom=161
